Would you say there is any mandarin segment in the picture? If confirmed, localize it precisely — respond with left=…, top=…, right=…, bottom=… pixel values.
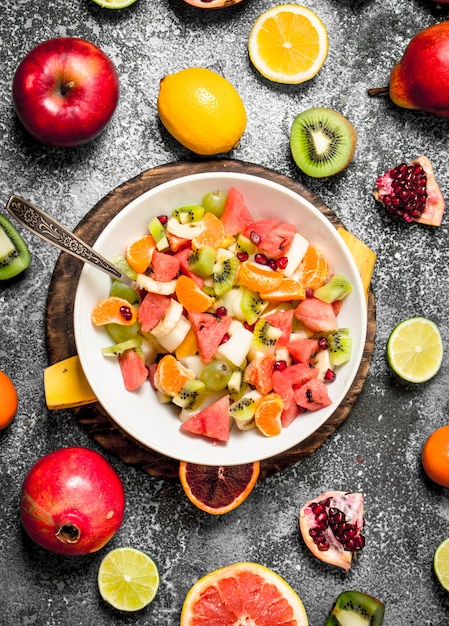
left=294, top=245, right=330, bottom=290
left=91, top=296, right=138, bottom=326
left=238, top=261, right=283, bottom=293
left=175, top=274, right=215, bottom=313
left=154, top=354, right=195, bottom=396
left=254, top=392, right=284, bottom=436
left=125, top=234, right=156, bottom=274
left=192, top=212, right=225, bottom=249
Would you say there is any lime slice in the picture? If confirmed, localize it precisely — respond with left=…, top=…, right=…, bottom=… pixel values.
left=91, top=0, right=137, bottom=8
left=98, top=547, right=160, bottom=612
left=386, top=316, right=443, bottom=383
left=434, top=537, right=449, bottom=591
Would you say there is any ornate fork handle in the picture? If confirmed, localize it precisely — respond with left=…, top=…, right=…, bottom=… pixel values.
left=6, top=195, right=134, bottom=288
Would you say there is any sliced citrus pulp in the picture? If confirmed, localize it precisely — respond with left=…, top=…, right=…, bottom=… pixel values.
left=434, top=537, right=449, bottom=592
left=248, top=4, right=328, bottom=85
left=192, top=211, right=225, bottom=248
left=97, top=547, right=159, bottom=612
left=179, top=461, right=260, bottom=514
left=154, top=354, right=195, bottom=396
left=254, top=392, right=283, bottom=437
left=387, top=317, right=443, bottom=383
left=126, top=234, right=156, bottom=274
left=238, top=261, right=283, bottom=293
left=180, top=561, right=308, bottom=625
left=295, top=245, right=330, bottom=290
left=175, top=274, right=215, bottom=313
left=91, top=296, right=138, bottom=326
left=260, top=277, right=305, bottom=301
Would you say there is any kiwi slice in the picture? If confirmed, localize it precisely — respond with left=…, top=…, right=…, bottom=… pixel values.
left=101, top=337, right=142, bottom=356
left=252, top=319, right=283, bottom=352
left=0, top=214, right=31, bottom=280
left=213, top=255, right=239, bottom=296
left=148, top=216, right=169, bottom=251
left=172, top=205, right=205, bottom=224
left=235, top=234, right=258, bottom=257
left=240, top=287, right=268, bottom=325
left=316, top=328, right=352, bottom=366
left=109, top=254, right=138, bottom=280
left=290, top=107, right=357, bottom=178
left=314, top=274, right=353, bottom=303
left=188, top=246, right=217, bottom=278
left=172, top=379, right=207, bottom=410
left=325, top=590, right=385, bottom=626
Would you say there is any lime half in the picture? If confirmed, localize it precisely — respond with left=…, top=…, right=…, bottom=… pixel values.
left=387, top=317, right=443, bottom=383
left=91, top=0, right=137, bottom=8
left=98, top=547, right=160, bottom=612
left=434, top=538, right=449, bottom=591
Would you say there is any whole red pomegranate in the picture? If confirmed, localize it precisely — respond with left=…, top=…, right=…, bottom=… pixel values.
left=20, top=447, right=125, bottom=555
left=299, top=490, right=365, bottom=572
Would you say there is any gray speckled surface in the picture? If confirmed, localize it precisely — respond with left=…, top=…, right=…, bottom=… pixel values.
left=2, top=0, right=449, bottom=624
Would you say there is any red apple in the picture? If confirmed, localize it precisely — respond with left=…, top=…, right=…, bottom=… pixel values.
left=13, top=37, right=119, bottom=147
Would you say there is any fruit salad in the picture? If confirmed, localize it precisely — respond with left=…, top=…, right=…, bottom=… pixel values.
left=91, top=187, right=353, bottom=443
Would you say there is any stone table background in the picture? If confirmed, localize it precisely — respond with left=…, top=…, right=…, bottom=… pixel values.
left=1, top=0, right=449, bottom=624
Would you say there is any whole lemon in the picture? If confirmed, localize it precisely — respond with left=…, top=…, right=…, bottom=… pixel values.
left=157, top=67, right=247, bottom=156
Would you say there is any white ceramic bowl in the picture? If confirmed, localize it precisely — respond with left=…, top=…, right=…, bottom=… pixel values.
left=74, top=172, right=367, bottom=466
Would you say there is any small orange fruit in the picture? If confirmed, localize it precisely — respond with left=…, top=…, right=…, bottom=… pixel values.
left=175, top=274, right=215, bottom=313
left=254, top=392, right=284, bottom=436
left=154, top=354, right=195, bottom=396
left=126, top=234, right=156, bottom=274
left=180, top=561, right=308, bottom=625
left=295, top=245, right=330, bottom=290
left=422, top=426, right=449, bottom=487
left=179, top=461, right=260, bottom=514
left=91, top=296, right=138, bottom=326
left=238, top=261, right=283, bottom=293
left=0, top=371, right=18, bottom=429
left=260, top=277, right=306, bottom=301
left=192, top=212, right=225, bottom=249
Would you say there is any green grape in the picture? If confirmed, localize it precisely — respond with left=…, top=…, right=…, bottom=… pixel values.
left=201, top=190, right=227, bottom=218
left=110, top=279, right=139, bottom=304
left=106, top=322, right=140, bottom=343
left=200, top=359, right=233, bottom=391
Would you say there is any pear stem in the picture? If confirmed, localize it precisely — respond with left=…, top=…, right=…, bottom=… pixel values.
left=367, top=86, right=389, bottom=97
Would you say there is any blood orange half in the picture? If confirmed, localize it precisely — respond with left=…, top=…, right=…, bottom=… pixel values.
left=179, top=461, right=260, bottom=515
left=180, top=561, right=308, bottom=625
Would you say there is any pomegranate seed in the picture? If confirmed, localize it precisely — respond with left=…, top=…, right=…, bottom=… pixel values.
left=268, top=259, right=278, bottom=271
left=236, top=251, right=249, bottom=262
left=219, top=333, right=230, bottom=345
left=273, top=360, right=287, bottom=372
left=324, top=368, right=336, bottom=382
left=119, top=306, right=133, bottom=321
left=255, top=253, right=267, bottom=265
left=277, top=256, right=288, bottom=270
left=305, top=288, right=314, bottom=298
left=243, top=321, right=255, bottom=332
left=249, top=231, right=261, bottom=246
left=216, top=306, right=227, bottom=317
left=157, top=214, right=168, bottom=225
left=318, top=337, right=329, bottom=350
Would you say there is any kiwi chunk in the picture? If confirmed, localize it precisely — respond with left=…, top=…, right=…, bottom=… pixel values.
left=213, top=255, right=239, bottom=296
left=240, top=287, right=268, bottom=325
left=316, top=328, right=352, bottom=366
left=252, top=319, right=283, bottom=352
left=172, top=205, right=205, bottom=224
left=188, top=246, right=217, bottom=278
left=101, top=337, right=142, bottom=356
left=314, top=274, right=353, bottom=303
left=172, top=379, right=207, bottom=410
left=0, top=213, right=31, bottom=280
left=325, top=590, right=385, bottom=626
left=148, top=216, right=169, bottom=251
left=290, top=107, right=357, bottom=178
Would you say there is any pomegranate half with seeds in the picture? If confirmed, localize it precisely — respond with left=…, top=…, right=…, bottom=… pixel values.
left=20, top=447, right=125, bottom=555
left=373, top=155, right=445, bottom=226
left=299, top=490, right=365, bottom=572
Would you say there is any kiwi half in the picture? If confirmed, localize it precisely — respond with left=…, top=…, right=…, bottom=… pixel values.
left=0, top=213, right=31, bottom=280
left=290, top=107, right=357, bottom=178
left=325, top=590, right=385, bottom=626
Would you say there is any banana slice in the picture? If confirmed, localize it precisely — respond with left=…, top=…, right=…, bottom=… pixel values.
left=151, top=299, right=184, bottom=338
left=136, top=274, right=177, bottom=295
left=166, top=217, right=203, bottom=239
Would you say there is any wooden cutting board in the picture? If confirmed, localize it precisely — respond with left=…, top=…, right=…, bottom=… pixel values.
left=45, top=159, right=376, bottom=480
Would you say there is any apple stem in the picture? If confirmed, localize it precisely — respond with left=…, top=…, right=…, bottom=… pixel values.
left=367, top=86, right=389, bottom=97
left=60, top=81, right=76, bottom=96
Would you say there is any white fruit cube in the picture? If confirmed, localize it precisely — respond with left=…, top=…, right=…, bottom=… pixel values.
left=157, top=315, right=191, bottom=353
left=216, top=325, right=254, bottom=367
left=281, top=232, right=309, bottom=277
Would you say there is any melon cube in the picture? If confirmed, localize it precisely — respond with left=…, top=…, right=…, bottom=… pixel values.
left=281, top=232, right=309, bottom=277
left=216, top=325, right=254, bottom=367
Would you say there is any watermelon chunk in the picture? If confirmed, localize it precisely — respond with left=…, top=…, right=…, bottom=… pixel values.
left=294, top=378, right=332, bottom=412
left=151, top=249, right=180, bottom=282
left=286, top=337, right=320, bottom=363
left=257, top=222, right=297, bottom=258
left=263, top=309, right=295, bottom=347
left=118, top=349, right=148, bottom=391
left=137, top=292, right=171, bottom=332
left=220, top=187, right=254, bottom=236
left=272, top=363, right=318, bottom=427
left=180, top=394, right=231, bottom=442
left=189, top=311, right=233, bottom=364
left=294, top=297, right=338, bottom=333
